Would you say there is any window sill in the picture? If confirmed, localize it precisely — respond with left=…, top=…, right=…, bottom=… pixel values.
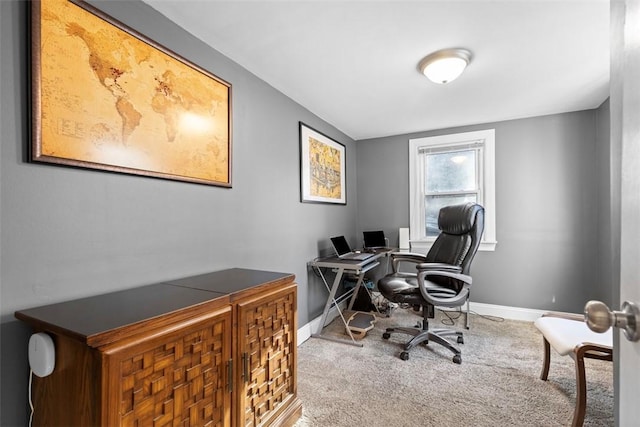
left=479, top=241, right=497, bottom=251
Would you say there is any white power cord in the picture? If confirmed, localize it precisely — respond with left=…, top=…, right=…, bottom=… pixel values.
left=28, top=369, right=34, bottom=427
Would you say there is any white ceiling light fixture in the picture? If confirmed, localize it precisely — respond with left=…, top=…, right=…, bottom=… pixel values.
left=419, top=48, right=472, bottom=84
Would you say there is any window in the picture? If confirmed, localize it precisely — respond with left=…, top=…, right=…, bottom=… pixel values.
left=409, top=129, right=496, bottom=251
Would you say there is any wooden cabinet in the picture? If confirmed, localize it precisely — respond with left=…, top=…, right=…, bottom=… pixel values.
left=15, top=268, right=301, bottom=427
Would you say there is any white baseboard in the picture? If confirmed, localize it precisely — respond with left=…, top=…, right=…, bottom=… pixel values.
left=297, top=301, right=549, bottom=345
left=469, top=302, right=548, bottom=322
left=297, top=299, right=347, bottom=345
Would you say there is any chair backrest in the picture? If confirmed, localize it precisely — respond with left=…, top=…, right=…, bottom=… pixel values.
left=425, top=203, right=485, bottom=275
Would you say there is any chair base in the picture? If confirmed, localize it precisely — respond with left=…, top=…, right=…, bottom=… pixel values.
left=382, top=325, right=464, bottom=364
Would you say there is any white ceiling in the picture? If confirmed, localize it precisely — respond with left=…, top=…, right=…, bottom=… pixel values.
left=143, top=0, right=610, bottom=141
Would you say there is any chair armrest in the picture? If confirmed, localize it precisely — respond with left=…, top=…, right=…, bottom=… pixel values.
left=417, top=270, right=471, bottom=306
left=389, top=252, right=427, bottom=273
left=416, top=263, right=463, bottom=273
left=389, top=252, right=427, bottom=262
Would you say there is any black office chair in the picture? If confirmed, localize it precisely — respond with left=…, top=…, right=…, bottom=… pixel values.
left=378, top=202, right=484, bottom=363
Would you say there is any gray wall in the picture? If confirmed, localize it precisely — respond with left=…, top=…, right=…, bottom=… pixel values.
left=0, top=1, right=357, bottom=424
left=357, top=108, right=612, bottom=313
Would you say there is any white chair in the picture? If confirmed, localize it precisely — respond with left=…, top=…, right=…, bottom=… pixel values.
left=534, top=312, right=613, bottom=427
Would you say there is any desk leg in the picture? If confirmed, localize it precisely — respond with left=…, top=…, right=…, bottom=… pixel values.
left=311, top=266, right=363, bottom=347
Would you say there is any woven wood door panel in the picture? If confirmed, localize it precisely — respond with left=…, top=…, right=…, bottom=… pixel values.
left=114, top=314, right=231, bottom=427
left=240, top=288, right=296, bottom=427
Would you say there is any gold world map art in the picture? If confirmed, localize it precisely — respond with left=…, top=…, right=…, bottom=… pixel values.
left=35, top=0, right=231, bottom=185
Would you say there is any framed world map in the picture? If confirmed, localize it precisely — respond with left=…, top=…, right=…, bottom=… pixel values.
left=31, top=0, right=232, bottom=187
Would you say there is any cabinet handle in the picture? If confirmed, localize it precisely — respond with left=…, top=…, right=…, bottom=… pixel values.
left=227, top=359, right=233, bottom=393
left=242, top=352, right=249, bottom=383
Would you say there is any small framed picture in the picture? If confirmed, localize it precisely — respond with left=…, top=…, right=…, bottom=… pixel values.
left=299, top=122, right=346, bottom=205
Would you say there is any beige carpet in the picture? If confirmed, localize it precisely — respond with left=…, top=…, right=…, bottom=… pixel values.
left=294, top=307, right=613, bottom=427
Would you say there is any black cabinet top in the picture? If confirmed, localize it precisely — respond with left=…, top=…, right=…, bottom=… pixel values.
left=166, top=268, right=294, bottom=294
left=15, top=268, right=294, bottom=347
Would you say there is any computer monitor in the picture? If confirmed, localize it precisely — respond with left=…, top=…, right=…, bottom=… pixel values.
left=363, top=230, right=387, bottom=248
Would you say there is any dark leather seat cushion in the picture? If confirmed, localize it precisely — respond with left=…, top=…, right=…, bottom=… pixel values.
left=378, top=274, right=457, bottom=306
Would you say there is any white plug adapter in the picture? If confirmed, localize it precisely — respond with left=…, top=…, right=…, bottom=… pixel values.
left=28, top=333, right=55, bottom=377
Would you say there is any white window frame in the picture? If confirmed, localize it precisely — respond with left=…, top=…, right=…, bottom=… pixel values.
left=409, top=129, right=497, bottom=252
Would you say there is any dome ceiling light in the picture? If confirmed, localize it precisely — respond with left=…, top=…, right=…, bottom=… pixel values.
left=419, top=48, right=472, bottom=84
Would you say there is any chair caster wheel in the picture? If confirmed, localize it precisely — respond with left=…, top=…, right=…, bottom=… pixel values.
left=382, top=332, right=391, bottom=339
left=457, top=336, right=464, bottom=344
left=453, top=354, right=462, bottom=364
left=400, top=351, right=410, bottom=361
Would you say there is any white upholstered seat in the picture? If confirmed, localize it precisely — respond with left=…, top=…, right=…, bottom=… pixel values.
left=534, top=316, right=612, bottom=355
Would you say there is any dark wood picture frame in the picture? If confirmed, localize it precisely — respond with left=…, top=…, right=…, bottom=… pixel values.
left=31, top=0, right=232, bottom=187
left=299, top=122, right=346, bottom=205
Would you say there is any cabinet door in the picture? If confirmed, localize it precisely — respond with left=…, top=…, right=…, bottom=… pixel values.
left=101, top=306, right=233, bottom=427
left=236, top=283, right=298, bottom=427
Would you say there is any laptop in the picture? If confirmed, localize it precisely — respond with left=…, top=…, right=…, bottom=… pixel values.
left=363, top=230, right=388, bottom=249
left=330, top=236, right=374, bottom=261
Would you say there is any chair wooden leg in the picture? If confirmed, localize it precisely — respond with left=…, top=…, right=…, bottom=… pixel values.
left=571, top=351, right=587, bottom=427
left=540, top=338, right=551, bottom=381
